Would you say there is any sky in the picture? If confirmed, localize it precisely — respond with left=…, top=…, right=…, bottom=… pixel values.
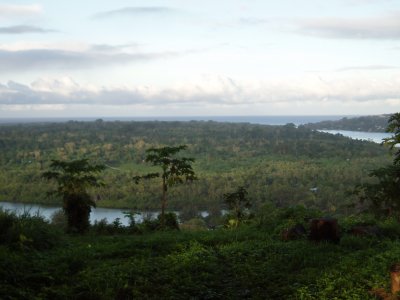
left=0, top=0, right=399, bottom=118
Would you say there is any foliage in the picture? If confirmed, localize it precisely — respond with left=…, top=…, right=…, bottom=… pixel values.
left=0, top=120, right=388, bottom=214
left=134, top=145, right=196, bottom=227
left=42, top=159, right=105, bottom=233
left=383, top=112, right=400, bottom=164
left=356, top=112, right=400, bottom=218
left=223, top=186, right=252, bottom=227
left=2, top=220, right=400, bottom=299
left=50, top=209, right=68, bottom=230
left=255, top=204, right=322, bottom=237
left=90, top=217, right=141, bottom=235
left=180, top=217, right=208, bottom=231
left=0, top=208, right=61, bottom=250
left=159, top=212, right=180, bottom=231
left=357, top=164, right=400, bottom=218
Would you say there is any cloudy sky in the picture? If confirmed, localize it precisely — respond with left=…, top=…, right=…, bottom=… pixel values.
left=0, top=0, right=399, bottom=118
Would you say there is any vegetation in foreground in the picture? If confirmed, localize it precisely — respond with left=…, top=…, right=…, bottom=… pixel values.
left=1, top=206, right=400, bottom=299
left=1, top=113, right=400, bottom=299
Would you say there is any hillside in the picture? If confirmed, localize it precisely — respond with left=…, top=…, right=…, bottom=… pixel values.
left=2, top=211, right=400, bottom=299
left=0, top=120, right=389, bottom=214
left=304, top=115, right=390, bottom=132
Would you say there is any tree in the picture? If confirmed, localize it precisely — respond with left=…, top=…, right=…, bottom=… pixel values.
left=43, top=159, right=105, bottom=233
left=133, top=145, right=196, bottom=226
left=223, top=186, right=252, bottom=227
left=383, top=112, right=400, bottom=165
left=357, top=112, right=400, bottom=218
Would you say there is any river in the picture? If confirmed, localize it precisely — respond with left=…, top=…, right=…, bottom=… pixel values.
left=0, top=201, right=211, bottom=226
left=0, top=201, right=157, bottom=226
left=319, top=130, right=391, bottom=144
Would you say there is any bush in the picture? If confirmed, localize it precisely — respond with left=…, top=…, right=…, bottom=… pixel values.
left=139, top=212, right=180, bottom=232
left=340, top=235, right=375, bottom=250
left=180, top=218, right=208, bottom=231
left=0, top=208, right=61, bottom=250
left=255, top=204, right=321, bottom=236
left=0, top=208, right=17, bottom=243
left=50, top=209, right=68, bottom=230
left=160, top=212, right=180, bottom=230
left=378, top=217, right=400, bottom=238
left=339, top=213, right=377, bottom=233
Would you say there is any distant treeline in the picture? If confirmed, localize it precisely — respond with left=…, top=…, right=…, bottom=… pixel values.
left=0, top=120, right=389, bottom=214
left=304, top=115, right=390, bottom=132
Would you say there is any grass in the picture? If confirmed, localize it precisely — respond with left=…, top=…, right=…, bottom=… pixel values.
left=1, top=217, right=400, bottom=299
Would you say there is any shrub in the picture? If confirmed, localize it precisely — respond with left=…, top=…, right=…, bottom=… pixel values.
left=378, top=217, right=400, bottom=238
left=180, top=218, right=208, bottom=231
left=0, top=208, right=61, bottom=250
left=139, top=212, right=179, bottom=232
left=50, top=209, right=68, bottom=230
left=160, top=212, right=179, bottom=230
left=339, top=213, right=377, bottom=233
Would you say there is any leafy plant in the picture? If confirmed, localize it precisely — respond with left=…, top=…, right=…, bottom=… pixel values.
left=356, top=112, right=400, bottom=218
left=0, top=208, right=61, bottom=250
left=223, top=186, right=252, bottom=227
left=42, top=159, right=105, bottom=233
left=133, top=145, right=196, bottom=227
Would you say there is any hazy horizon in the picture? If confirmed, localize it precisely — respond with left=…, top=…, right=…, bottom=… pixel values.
left=0, top=114, right=359, bottom=126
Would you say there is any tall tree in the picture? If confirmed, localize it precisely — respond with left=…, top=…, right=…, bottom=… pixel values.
left=383, top=112, right=400, bottom=165
left=43, top=159, right=105, bottom=233
left=357, top=112, right=400, bottom=218
left=223, top=186, right=252, bottom=227
left=133, top=145, right=196, bottom=226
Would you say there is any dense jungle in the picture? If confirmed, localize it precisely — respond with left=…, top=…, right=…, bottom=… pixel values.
left=1, top=116, right=400, bottom=299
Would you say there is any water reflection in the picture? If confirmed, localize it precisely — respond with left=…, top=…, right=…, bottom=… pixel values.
left=0, top=201, right=211, bottom=226
left=0, top=201, right=151, bottom=226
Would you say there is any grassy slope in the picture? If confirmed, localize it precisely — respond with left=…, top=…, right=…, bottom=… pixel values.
left=1, top=226, right=399, bottom=299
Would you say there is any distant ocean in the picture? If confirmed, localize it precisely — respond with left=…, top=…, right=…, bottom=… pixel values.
left=0, top=115, right=350, bottom=125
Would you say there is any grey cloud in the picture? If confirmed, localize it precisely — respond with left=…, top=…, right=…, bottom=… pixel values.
left=0, top=25, right=56, bottom=34
left=296, top=12, right=400, bottom=39
left=0, top=81, right=156, bottom=106
left=93, top=6, right=175, bottom=19
left=0, top=76, right=399, bottom=107
left=0, top=48, right=179, bottom=72
left=90, top=43, right=140, bottom=52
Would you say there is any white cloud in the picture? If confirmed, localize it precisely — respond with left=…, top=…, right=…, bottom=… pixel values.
left=0, top=4, right=42, bottom=18
left=0, top=75, right=399, bottom=109
left=2, top=104, right=66, bottom=111
left=296, top=11, right=400, bottom=39
left=93, top=6, right=176, bottom=19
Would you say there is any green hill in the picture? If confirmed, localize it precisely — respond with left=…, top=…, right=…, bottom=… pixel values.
left=304, top=115, right=390, bottom=132
left=0, top=120, right=389, bottom=214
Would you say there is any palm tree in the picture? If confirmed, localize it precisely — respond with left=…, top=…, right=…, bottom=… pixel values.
left=133, top=145, right=196, bottom=227
left=43, top=159, right=105, bottom=233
